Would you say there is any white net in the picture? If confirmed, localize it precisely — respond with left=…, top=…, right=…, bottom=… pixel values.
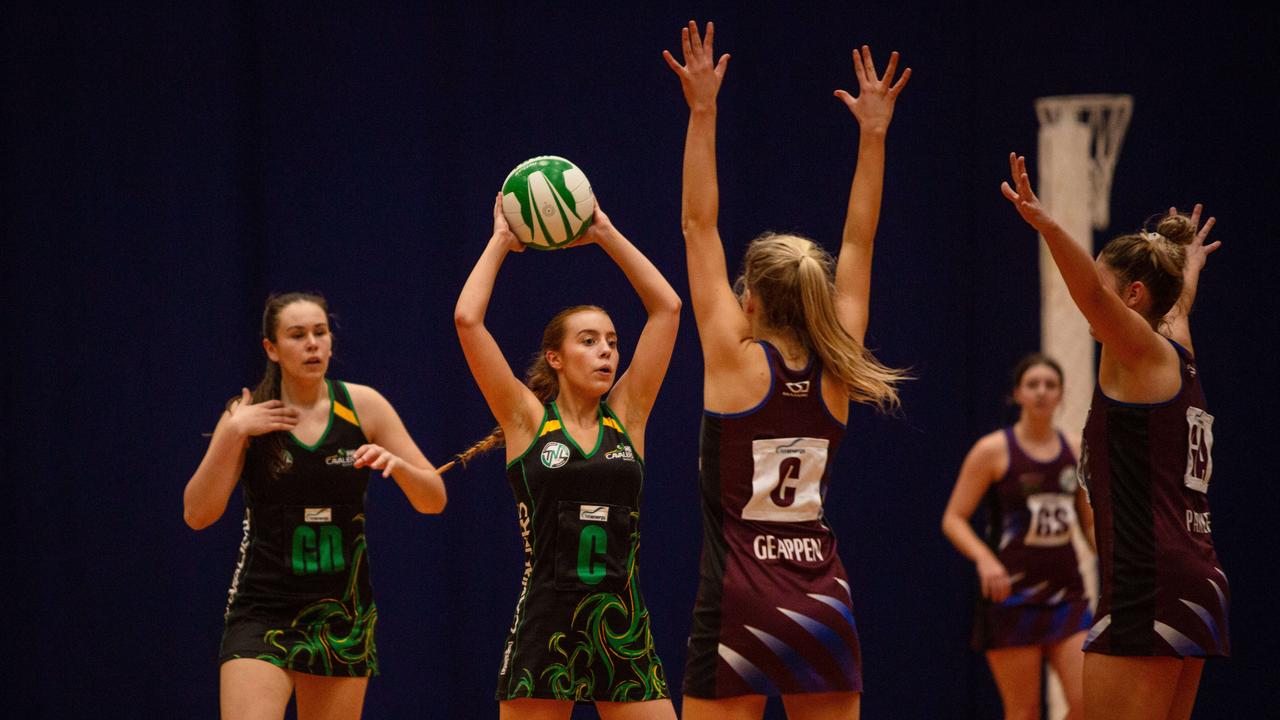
left=1034, top=94, right=1133, bottom=437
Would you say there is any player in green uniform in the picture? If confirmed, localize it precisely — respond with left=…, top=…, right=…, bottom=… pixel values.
left=454, top=197, right=681, bottom=719
left=185, top=292, right=447, bottom=720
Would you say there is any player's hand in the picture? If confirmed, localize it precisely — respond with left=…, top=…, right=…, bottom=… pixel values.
left=228, top=387, right=299, bottom=438
left=663, top=20, right=730, bottom=112
left=353, top=444, right=404, bottom=478
left=1178, top=203, right=1220, bottom=273
left=977, top=556, right=1013, bottom=603
left=834, top=46, right=910, bottom=135
left=1000, top=153, right=1055, bottom=233
left=570, top=204, right=614, bottom=248
left=492, top=193, right=524, bottom=253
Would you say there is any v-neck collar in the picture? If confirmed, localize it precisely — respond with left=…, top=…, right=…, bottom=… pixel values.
left=550, top=401, right=603, bottom=458
left=288, top=379, right=335, bottom=452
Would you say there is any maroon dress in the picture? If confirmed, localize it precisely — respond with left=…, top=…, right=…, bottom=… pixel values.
left=973, top=428, right=1092, bottom=650
left=684, top=341, right=861, bottom=698
left=1080, top=340, right=1230, bottom=657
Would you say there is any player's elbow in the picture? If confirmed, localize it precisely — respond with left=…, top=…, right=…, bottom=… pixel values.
left=184, top=505, right=217, bottom=531
left=453, top=306, right=483, bottom=331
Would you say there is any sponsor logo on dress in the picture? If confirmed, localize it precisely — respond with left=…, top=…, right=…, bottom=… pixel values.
left=579, top=505, right=609, bottom=522
left=783, top=381, right=810, bottom=397
left=325, top=448, right=357, bottom=467
left=540, top=441, right=570, bottom=469
left=605, top=444, right=635, bottom=462
left=775, top=437, right=809, bottom=456
left=304, top=507, right=332, bottom=523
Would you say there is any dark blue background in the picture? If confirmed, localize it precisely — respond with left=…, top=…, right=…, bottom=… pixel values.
left=5, top=2, right=1276, bottom=717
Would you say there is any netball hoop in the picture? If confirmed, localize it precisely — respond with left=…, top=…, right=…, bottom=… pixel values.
left=1035, top=94, right=1133, bottom=437
left=1034, top=93, right=1133, bottom=720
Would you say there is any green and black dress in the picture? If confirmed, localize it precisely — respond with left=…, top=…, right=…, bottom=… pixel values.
left=219, top=379, right=379, bottom=676
left=496, top=401, right=668, bottom=702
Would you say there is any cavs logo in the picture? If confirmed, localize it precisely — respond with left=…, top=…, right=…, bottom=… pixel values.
left=325, top=448, right=358, bottom=467
left=540, top=441, right=570, bottom=469
left=605, top=444, right=635, bottom=462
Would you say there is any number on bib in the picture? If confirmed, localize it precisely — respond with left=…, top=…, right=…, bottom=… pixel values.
left=742, top=437, right=829, bottom=522
left=1024, top=493, right=1075, bottom=547
left=1184, top=407, right=1214, bottom=493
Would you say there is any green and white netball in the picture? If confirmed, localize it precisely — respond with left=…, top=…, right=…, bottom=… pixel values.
left=500, top=156, right=594, bottom=250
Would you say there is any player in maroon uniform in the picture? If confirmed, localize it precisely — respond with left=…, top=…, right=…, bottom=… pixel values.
left=1002, top=155, right=1227, bottom=720
left=665, top=21, right=909, bottom=719
left=942, top=354, right=1094, bottom=720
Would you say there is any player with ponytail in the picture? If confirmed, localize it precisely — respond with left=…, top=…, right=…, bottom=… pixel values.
left=454, top=195, right=681, bottom=718
left=665, top=20, right=909, bottom=719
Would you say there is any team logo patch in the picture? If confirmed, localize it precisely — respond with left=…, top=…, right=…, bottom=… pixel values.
left=783, top=381, right=810, bottom=397
left=1059, top=466, right=1078, bottom=493
left=605, top=444, right=635, bottom=462
left=325, top=448, right=357, bottom=467
left=540, top=441, right=571, bottom=469
left=304, top=507, right=332, bottom=523
left=579, top=505, right=609, bottom=522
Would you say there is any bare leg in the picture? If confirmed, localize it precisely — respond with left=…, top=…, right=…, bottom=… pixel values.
left=781, top=691, right=861, bottom=720
left=220, top=659, right=293, bottom=720
left=1045, top=632, right=1087, bottom=720
left=1083, top=654, right=1186, bottom=720
left=1165, top=658, right=1204, bottom=720
left=499, top=698, right=574, bottom=720
left=292, top=672, right=369, bottom=720
left=597, top=698, right=678, bottom=720
left=986, top=645, right=1044, bottom=720
left=682, top=695, right=766, bottom=720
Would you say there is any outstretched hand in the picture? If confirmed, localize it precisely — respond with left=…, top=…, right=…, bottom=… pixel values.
left=663, top=20, right=730, bottom=111
left=1000, top=153, right=1054, bottom=232
left=492, top=193, right=524, bottom=252
left=834, top=46, right=910, bottom=134
left=1178, top=203, right=1220, bottom=272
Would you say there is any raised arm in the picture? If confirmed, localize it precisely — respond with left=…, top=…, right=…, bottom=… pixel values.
left=453, top=197, right=544, bottom=445
left=832, top=47, right=910, bottom=343
left=348, top=384, right=446, bottom=514
left=1001, top=153, right=1162, bottom=365
left=1162, top=203, right=1219, bottom=353
left=663, top=21, right=750, bottom=368
left=183, top=389, right=299, bottom=529
left=587, top=207, right=681, bottom=437
left=940, top=432, right=1013, bottom=602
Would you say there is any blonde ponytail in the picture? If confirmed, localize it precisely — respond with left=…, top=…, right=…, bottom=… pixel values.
left=742, top=233, right=907, bottom=412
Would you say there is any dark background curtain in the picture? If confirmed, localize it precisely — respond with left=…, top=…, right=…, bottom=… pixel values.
left=4, top=2, right=1276, bottom=717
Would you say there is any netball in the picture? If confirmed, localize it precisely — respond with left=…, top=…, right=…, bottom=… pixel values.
left=500, top=155, right=595, bottom=250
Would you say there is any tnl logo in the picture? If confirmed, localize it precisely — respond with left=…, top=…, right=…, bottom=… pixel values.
left=292, top=525, right=345, bottom=575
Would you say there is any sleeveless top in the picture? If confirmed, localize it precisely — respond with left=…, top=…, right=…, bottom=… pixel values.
left=496, top=401, right=667, bottom=702
left=222, top=379, right=379, bottom=673
left=983, top=428, right=1086, bottom=606
left=1080, top=341, right=1230, bottom=657
left=685, top=340, right=860, bottom=698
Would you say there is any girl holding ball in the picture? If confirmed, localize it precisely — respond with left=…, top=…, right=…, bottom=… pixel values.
left=454, top=196, right=681, bottom=719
